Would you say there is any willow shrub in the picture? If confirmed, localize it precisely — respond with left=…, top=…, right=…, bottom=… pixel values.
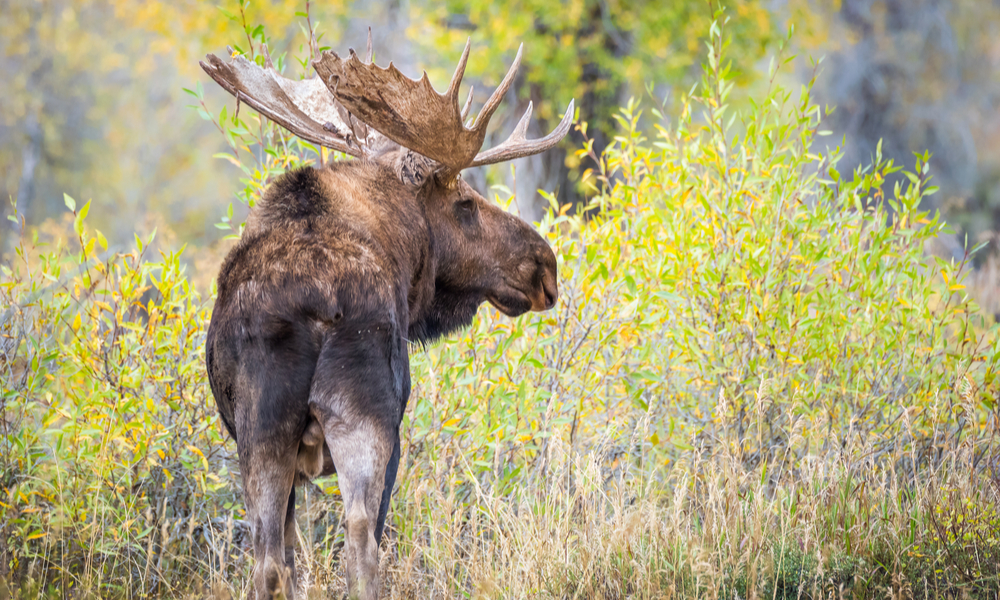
left=2, top=13, right=999, bottom=599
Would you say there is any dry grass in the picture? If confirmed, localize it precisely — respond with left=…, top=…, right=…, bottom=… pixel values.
left=7, top=421, right=994, bottom=600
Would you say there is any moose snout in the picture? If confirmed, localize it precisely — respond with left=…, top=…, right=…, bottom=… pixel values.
left=541, top=270, right=557, bottom=310
left=530, top=251, right=558, bottom=312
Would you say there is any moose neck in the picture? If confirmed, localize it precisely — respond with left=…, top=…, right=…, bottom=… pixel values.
left=406, top=177, right=484, bottom=345
left=406, top=270, right=484, bottom=345
left=314, top=160, right=483, bottom=345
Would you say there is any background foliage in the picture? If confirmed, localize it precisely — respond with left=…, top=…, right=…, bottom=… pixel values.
left=2, top=10, right=999, bottom=598
left=6, top=0, right=1000, bottom=269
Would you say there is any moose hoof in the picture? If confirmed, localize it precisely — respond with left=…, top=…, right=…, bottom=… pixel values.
left=260, top=554, right=293, bottom=599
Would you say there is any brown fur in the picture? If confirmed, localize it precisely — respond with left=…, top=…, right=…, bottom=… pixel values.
left=206, top=154, right=557, bottom=599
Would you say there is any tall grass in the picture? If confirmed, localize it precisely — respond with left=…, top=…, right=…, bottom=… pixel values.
left=2, top=11, right=998, bottom=600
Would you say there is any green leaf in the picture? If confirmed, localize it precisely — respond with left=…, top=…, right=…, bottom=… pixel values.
left=73, top=200, right=91, bottom=237
left=64, top=193, right=76, bottom=212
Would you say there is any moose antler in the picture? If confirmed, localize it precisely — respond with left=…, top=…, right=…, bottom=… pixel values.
left=470, top=99, right=575, bottom=167
left=202, top=32, right=574, bottom=179
left=199, top=46, right=372, bottom=157
left=313, top=39, right=574, bottom=179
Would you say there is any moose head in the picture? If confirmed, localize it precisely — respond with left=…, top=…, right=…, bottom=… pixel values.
left=201, top=31, right=572, bottom=599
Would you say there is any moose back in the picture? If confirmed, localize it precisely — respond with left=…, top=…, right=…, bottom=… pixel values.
left=201, top=31, right=572, bottom=600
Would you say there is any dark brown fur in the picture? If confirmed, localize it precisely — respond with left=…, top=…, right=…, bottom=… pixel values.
left=206, top=156, right=557, bottom=599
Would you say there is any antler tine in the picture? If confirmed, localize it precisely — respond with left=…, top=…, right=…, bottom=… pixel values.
left=461, top=86, right=475, bottom=122
left=446, top=38, right=472, bottom=107
left=471, top=98, right=575, bottom=167
left=366, top=28, right=373, bottom=63
left=471, top=43, right=522, bottom=131
left=262, top=43, right=274, bottom=70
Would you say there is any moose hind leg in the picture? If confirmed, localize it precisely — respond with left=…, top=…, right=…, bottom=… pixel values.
left=241, top=445, right=297, bottom=599
left=374, top=434, right=400, bottom=545
left=309, top=320, right=407, bottom=599
left=320, top=422, right=393, bottom=600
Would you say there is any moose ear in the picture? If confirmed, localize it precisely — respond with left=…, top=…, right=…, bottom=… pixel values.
left=389, top=149, right=438, bottom=187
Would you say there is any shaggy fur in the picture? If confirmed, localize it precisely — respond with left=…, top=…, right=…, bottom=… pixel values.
left=206, top=156, right=557, bottom=599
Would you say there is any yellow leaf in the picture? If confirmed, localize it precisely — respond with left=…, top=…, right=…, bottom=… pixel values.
left=442, top=418, right=461, bottom=428
left=72, top=313, right=81, bottom=331
left=948, top=284, right=965, bottom=291
left=217, top=154, right=241, bottom=168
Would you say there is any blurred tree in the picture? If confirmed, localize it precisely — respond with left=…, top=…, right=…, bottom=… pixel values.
left=409, top=0, right=775, bottom=219
left=789, top=0, right=1000, bottom=257
left=1, top=0, right=116, bottom=242
left=0, top=0, right=348, bottom=251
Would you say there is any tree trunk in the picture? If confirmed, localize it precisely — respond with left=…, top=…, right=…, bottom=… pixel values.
left=510, top=1, right=632, bottom=222
left=13, top=111, right=42, bottom=236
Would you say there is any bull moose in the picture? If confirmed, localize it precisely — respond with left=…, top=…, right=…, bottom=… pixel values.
left=200, top=30, right=572, bottom=599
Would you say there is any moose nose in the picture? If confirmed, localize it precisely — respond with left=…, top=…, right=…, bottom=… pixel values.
left=542, top=275, right=557, bottom=309
left=530, top=242, right=558, bottom=312
left=535, top=263, right=558, bottom=311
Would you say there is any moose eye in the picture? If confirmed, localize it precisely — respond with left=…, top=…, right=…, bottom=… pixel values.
left=455, top=198, right=477, bottom=218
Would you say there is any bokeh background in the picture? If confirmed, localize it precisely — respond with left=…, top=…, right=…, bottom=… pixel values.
left=2, top=0, right=1000, bottom=282
left=3, top=3, right=1000, bottom=596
